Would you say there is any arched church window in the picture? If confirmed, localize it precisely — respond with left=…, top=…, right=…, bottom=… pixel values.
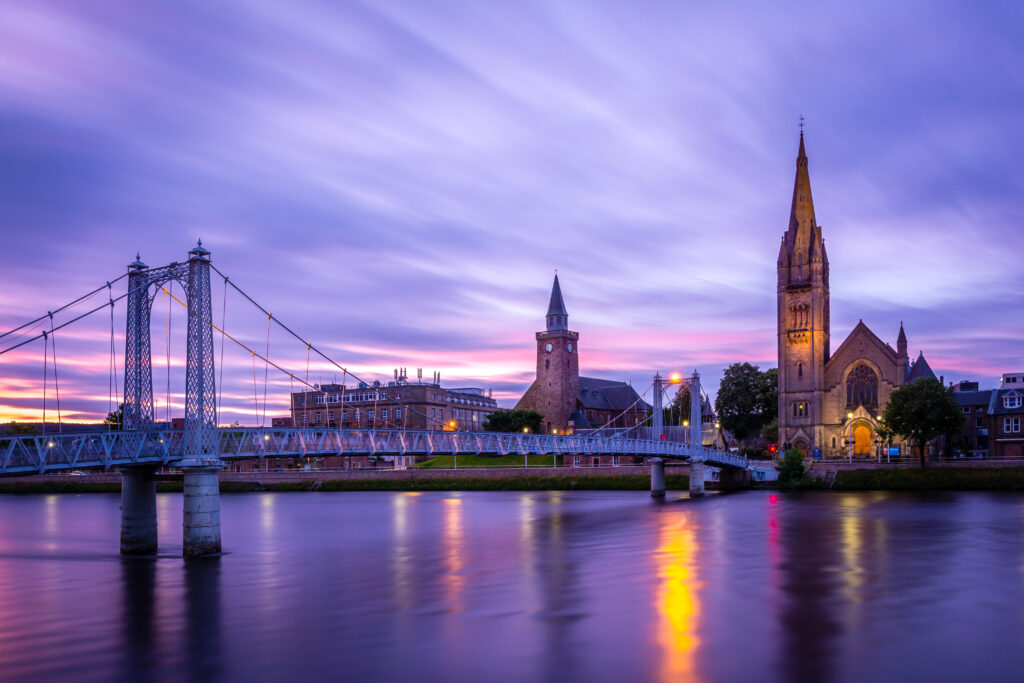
left=832, top=436, right=836, bottom=448
left=798, top=362, right=803, bottom=379
left=545, top=359, right=550, bottom=369
left=846, top=364, right=879, bottom=409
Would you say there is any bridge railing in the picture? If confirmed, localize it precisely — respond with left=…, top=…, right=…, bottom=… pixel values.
left=0, top=427, right=747, bottom=475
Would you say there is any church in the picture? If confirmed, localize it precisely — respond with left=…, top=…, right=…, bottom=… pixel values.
left=777, top=132, right=936, bottom=458
left=515, top=276, right=651, bottom=433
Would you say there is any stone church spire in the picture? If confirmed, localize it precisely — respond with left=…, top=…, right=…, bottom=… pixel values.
left=546, top=274, right=568, bottom=331
left=781, top=131, right=827, bottom=279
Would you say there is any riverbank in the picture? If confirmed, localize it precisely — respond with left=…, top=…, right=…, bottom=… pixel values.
left=6, top=464, right=1024, bottom=493
left=0, top=466, right=692, bottom=493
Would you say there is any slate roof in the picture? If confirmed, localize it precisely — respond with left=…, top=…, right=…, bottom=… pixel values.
left=953, top=390, right=992, bottom=408
left=904, top=351, right=937, bottom=384
left=578, top=376, right=651, bottom=412
left=990, top=388, right=1024, bottom=416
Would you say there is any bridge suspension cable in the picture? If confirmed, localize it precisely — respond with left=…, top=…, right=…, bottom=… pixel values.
left=0, top=273, right=127, bottom=343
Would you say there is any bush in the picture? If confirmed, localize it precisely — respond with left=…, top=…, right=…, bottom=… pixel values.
left=776, top=448, right=806, bottom=487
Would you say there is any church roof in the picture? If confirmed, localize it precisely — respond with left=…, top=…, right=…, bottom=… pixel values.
left=826, top=320, right=897, bottom=371
left=905, top=352, right=937, bottom=384
left=546, top=275, right=568, bottom=317
left=578, top=377, right=651, bottom=412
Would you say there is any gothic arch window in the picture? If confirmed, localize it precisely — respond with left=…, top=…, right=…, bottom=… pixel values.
left=797, top=361, right=804, bottom=379
left=846, top=364, right=879, bottom=410
left=545, top=359, right=550, bottom=369
left=832, top=436, right=836, bottom=448
left=789, top=304, right=809, bottom=331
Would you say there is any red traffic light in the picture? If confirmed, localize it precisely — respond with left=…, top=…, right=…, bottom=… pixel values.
left=769, top=445, right=777, bottom=453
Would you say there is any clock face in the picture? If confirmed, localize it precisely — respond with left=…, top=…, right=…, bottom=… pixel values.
left=544, top=342, right=553, bottom=353
left=567, top=342, right=573, bottom=352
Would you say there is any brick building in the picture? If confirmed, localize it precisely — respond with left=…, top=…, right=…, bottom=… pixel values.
left=289, top=371, right=498, bottom=432
left=515, top=275, right=651, bottom=433
left=951, top=374, right=1024, bottom=459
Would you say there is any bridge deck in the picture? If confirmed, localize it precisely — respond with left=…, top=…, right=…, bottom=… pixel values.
left=0, top=428, right=748, bottom=476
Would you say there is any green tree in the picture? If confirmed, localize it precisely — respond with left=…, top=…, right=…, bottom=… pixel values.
left=482, top=410, right=544, bottom=434
left=104, top=403, right=124, bottom=429
left=776, top=448, right=806, bottom=487
left=882, top=378, right=963, bottom=468
left=714, top=363, right=778, bottom=440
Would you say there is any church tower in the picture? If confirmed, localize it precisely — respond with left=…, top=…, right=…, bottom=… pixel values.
left=777, top=131, right=830, bottom=452
left=533, top=275, right=579, bottom=433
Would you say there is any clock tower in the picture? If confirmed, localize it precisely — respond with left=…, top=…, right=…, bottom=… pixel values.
left=528, top=275, right=580, bottom=433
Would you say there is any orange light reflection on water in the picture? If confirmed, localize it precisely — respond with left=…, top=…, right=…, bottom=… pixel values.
left=655, top=512, right=701, bottom=681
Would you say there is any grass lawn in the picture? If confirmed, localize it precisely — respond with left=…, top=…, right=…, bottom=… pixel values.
left=414, top=453, right=557, bottom=469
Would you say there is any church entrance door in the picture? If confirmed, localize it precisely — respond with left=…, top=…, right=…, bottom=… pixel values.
left=853, top=425, right=872, bottom=456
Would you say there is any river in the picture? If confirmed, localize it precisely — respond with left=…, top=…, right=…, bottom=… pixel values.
left=0, top=490, right=1022, bottom=682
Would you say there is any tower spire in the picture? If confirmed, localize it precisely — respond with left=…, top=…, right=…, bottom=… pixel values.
left=546, top=274, right=568, bottom=331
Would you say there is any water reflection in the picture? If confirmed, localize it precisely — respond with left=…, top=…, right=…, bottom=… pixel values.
left=119, top=558, right=156, bottom=679
left=4, top=491, right=1024, bottom=681
left=185, top=557, right=222, bottom=681
left=654, top=511, right=700, bottom=681
left=442, top=497, right=464, bottom=614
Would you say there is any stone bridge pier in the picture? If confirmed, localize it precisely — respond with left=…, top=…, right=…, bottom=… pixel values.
left=120, top=466, right=159, bottom=555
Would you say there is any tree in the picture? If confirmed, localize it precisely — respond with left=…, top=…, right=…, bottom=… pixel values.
left=776, top=448, right=806, bottom=487
left=482, top=410, right=544, bottom=434
left=882, top=378, right=963, bottom=468
left=714, top=363, right=778, bottom=440
left=104, top=403, right=124, bottom=430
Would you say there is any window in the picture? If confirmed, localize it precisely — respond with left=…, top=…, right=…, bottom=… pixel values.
left=798, top=362, right=803, bottom=379
left=976, top=417, right=983, bottom=428
left=962, top=407, right=970, bottom=414
left=613, top=455, right=620, bottom=467
left=342, top=410, right=347, bottom=421
left=316, top=395, right=326, bottom=405
left=832, top=436, right=836, bottom=448
left=381, top=409, right=388, bottom=420
left=354, top=409, right=360, bottom=421
left=792, top=402, right=808, bottom=417
left=1004, top=395, right=1022, bottom=409
left=395, top=408, right=402, bottom=420
left=573, top=456, right=580, bottom=468
left=315, top=412, right=322, bottom=424
left=846, top=364, right=879, bottom=409
left=301, top=412, right=309, bottom=425
left=1005, top=417, right=1021, bottom=433
left=328, top=411, right=334, bottom=422
left=545, top=359, right=550, bottom=369
left=368, top=409, right=374, bottom=420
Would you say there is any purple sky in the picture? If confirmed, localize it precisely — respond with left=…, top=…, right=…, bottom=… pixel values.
left=1, top=1, right=1022, bottom=424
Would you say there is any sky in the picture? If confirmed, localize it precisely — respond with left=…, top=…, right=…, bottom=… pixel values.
left=1, top=0, right=1022, bottom=424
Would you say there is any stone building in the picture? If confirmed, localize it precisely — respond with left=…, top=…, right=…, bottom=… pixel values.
left=290, top=371, right=498, bottom=432
left=951, top=375, right=1024, bottom=459
left=777, top=133, right=937, bottom=458
left=516, top=276, right=651, bottom=433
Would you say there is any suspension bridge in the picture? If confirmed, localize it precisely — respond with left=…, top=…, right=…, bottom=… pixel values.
left=0, top=243, right=748, bottom=556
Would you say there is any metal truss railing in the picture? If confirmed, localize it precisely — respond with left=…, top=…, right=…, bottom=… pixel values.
left=0, top=428, right=748, bottom=476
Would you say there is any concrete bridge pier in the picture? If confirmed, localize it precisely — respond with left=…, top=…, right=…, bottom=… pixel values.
left=689, top=461, right=705, bottom=497
left=650, top=458, right=666, bottom=498
left=182, top=466, right=222, bottom=557
left=120, top=465, right=159, bottom=555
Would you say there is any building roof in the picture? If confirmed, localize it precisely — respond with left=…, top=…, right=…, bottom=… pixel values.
left=904, top=351, right=937, bottom=384
left=578, top=376, right=651, bottom=412
left=953, top=390, right=991, bottom=407
left=546, top=274, right=568, bottom=317
left=991, top=388, right=1024, bottom=416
